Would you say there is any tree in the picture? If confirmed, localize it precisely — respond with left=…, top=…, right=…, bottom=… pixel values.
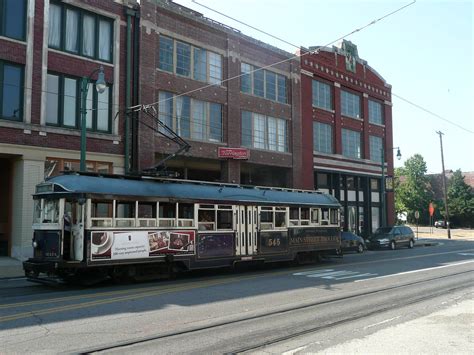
left=447, top=170, right=474, bottom=227
left=395, top=154, right=435, bottom=224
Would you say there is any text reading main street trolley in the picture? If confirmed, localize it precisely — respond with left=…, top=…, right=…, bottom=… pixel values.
left=23, top=173, right=341, bottom=284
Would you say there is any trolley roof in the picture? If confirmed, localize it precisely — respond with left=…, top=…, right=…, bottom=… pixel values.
left=36, top=173, right=340, bottom=207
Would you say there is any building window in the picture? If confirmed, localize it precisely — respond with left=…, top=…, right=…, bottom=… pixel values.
left=0, top=61, right=23, bottom=121
left=46, top=73, right=111, bottom=132
left=341, top=90, right=361, bottom=119
left=313, top=122, right=333, bottom=154
left=240, top=63, right=287, bottom=103
left=241, top=111, right=288, bottom=152
left=369, top=99, right=384, bottom=125
left=158, top=35, right=222, bottom=85
left=45, top=158, right=112, bottom=177
left=312, top=80, right=332, bottom=110
left=369, top=135, right=383, bottom=162
left=0, top=0, right=26, bottom=41
left=342, top=128, right=361, bottom=159
left=48, top=2, right=113, bottom=62
left=158, top=91, right=222, bottom=143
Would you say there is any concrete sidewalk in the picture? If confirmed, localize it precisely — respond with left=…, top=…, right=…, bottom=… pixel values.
left=0, top=257, right=25, bottom=279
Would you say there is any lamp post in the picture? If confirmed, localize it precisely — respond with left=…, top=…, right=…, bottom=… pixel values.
left=381, top=146, right=401, bottom=227
left=80, top=66, right=107, bottom=172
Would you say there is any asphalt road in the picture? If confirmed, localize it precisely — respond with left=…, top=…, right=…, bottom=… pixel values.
left=0, top=239, right=473, bottom=354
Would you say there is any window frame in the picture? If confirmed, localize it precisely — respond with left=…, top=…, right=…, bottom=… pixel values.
left=0, top=0, right=27, bottom=41
left=341, top=90, right=361, bottom=119
left=241, top=111, right=288, bottom=152
left=0, top=61, right=24, bottom=122
left=158, top=35, right=223, bottom=86
left=48, top=1, right=114, bottom=63
left=368, top=99, right=384, bottom=125
left=240, top=62, right=288, bottom=104
left=313, top=121, right=333, bottom=154
left=342, top=128, right=362, bottom=159
left=312, top=80, right=333, bottom=111
left=158, top=91, right=223, bottom=143
left=45, top=72, right=112, bottom=133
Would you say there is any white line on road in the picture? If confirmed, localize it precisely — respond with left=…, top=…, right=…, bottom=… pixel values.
left=282, top=345, right=309, bottom=355
left=293, top=269, right=333, bottom=276
left=355, top=259, right=474, bottom=282
left=363, top=315, right=401, bottom=330
left=335, top=273, right=378, bottom=280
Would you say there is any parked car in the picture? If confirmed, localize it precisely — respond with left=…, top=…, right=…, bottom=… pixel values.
left=366, top=226, right=415, bottom=250
left=341, top=231, right=366, bottom=253
left=435, top=220, right=451, bottom=228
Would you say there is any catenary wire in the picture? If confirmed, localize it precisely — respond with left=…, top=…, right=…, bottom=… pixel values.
left=129, top=1, right=416, bottom=112
left=188, top=0, right=473, bottom=135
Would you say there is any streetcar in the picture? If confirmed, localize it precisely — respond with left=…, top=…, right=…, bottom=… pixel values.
left=23, top=172, right=341, bottom=284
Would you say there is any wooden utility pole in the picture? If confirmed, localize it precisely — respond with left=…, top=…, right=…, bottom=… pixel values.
left=436, top=131, right=451, bottom=239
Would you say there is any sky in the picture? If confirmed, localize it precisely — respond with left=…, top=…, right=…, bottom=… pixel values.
left=172, top=0, right=473, bottom=174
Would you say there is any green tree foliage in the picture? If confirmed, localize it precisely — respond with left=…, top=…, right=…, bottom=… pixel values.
left=395, top=154, right=435, bottom=224
left=447, top=170, right=474, bottom=227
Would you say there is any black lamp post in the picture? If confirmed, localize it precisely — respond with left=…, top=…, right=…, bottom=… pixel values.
left=80, top=66, right=107, bottom=172
left=381, top=146, right=401, bottom=227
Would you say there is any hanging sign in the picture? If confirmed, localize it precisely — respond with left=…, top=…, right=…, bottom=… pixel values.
left=218, top=147, right=250, bottom=160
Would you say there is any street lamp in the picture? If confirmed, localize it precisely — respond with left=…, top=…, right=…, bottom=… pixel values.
left=381, top=146, right=401, bottom=227
left=80, top=66, right=107, bottom=172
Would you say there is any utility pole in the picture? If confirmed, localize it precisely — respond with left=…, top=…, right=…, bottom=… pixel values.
left=436, top=131, right=451, bottom=239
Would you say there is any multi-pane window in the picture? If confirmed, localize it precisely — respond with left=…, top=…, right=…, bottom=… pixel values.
left=342, top=128, right=361, bottom=159
left=240, top=63, right=287, bottom=104
left=46, top=73, right=111, bottom=132
left=158, top=91, right=222, bottom=143
left=313, top=122, right=333, bottom=154
left=48, top=2, right=113, bottom=62
left=369, top=135, right=383, bottom=162
left=158, top=35, right=222, bottom=85
left=0, top=0, right=26, bottom=40
left=312, top=80, right=332, bottom=110
left=341, top=90, right=361, bottom=118
left=241, top=111, right=288, bottom=152
left=0, top=61, right=23, bottom=121
left=369, top=99, right=384, bottom=125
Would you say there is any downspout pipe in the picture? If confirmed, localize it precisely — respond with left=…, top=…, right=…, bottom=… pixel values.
left=124, top=7, right=135, bottom=174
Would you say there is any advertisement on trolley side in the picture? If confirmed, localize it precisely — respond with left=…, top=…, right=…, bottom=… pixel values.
left=90, top=230, right=196, bottom=260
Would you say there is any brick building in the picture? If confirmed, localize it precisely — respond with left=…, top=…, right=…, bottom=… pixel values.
left=299, top=41, right=395, bottom=236
left=135, top=0, right=302, bottom=188
left=0, top=0, right=135, bottom=258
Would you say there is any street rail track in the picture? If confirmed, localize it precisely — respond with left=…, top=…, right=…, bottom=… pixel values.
left=73, top=269, right=474, bottom=354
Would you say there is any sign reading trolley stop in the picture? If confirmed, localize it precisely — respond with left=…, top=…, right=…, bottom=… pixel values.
left=218, top=147, right=250, bottom=160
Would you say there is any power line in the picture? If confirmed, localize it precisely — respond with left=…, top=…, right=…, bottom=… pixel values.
left=130, top=1, right=416, bottom=112
left=188, top=0, right=473, bottom=135
left=392, top=93, right=474, bottom=134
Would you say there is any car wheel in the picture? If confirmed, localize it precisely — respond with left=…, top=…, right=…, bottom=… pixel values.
left=357, top=243, right=364, bottom=253
left=390, top=241, right=396, bottom=250
left=409, top=239, right=414, bottom=249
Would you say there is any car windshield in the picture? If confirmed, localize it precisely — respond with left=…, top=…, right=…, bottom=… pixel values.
left=370, top=227, right=393, bottom=239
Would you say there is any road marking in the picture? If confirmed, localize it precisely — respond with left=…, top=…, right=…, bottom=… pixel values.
left=458, top=253, right=474, bottom=256
left=355, top=259, right=474, bottom=282
left=282, top=345, right=309, bottom=355
left=294, top=269, right=378, bottom=280
left=335, top=273, right=378, bottom=280
left=364, top=315, right=401, bottom=330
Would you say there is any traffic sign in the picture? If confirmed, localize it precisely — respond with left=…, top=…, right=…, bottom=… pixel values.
left=429, top=203, right=435, bottom=216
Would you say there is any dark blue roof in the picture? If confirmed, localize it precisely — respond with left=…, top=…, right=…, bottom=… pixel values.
left=39, top=174, right=340, bottom=207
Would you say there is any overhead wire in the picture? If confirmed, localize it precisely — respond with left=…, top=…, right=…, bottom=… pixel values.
left=130, top=1, right=417, bottom=112
left=189, top=0, right=473, bottom=136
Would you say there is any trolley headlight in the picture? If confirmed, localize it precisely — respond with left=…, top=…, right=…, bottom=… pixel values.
left=32, top=240, right=38, bottom=248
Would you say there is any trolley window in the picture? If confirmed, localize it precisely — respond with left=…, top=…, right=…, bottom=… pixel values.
left=217, top=206, right=233, bottom=230
left=159, top=202, right=176, bottom=227
left=330, top=208, right=339, bottom=225
left=43, top=199, right=59, bottom=223
left=178, top=203, right=194, bottom=227
left=198, top=206, right=215, bottom=231
left=311, top=208, right=320, bottom=225
left=289, top=207, right=309, bottom=226
left=137, top=202, right=157, bottom=227
left=115, top=201, right=136, bottom=227
left=91, top=200, right=113, bottom=227
left=321, top=208, right=330, bottom=225
left=259, top=206, right=287, bottom=230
